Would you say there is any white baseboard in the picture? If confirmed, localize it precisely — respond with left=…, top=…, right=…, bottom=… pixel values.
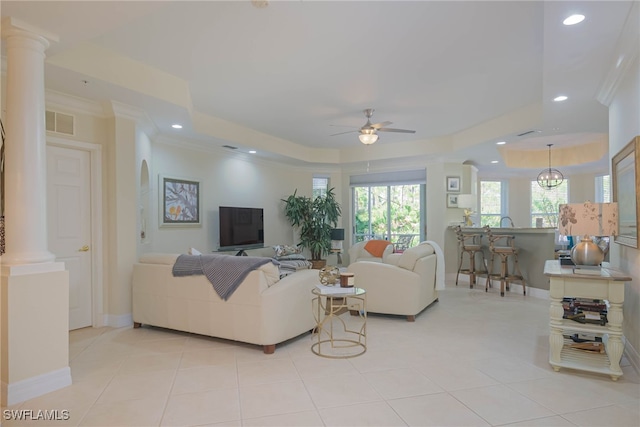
left=2, top=367, right=72, bottom=406
left=104, top=313, right=133, bottom=328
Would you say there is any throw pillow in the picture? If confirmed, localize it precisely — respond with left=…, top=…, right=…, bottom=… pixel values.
left=188, top=247, right=202, bottom=256
left=364, top=240, right=391, bottom=258
left=273, top=244, right=302, bottom=258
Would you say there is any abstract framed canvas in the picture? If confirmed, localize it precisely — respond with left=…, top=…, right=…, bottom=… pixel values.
left=160, top=175, right=201, bottom=227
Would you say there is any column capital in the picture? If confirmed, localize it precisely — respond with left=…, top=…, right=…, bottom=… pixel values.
left=1, top=16, right=59, bottom=48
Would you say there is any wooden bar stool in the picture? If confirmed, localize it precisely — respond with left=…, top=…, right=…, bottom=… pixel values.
left=484, top=226, right=526, bottom=297
left=454, top=225, right=488, bottom=288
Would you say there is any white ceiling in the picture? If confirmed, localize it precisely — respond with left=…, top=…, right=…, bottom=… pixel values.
left=1, top=1, right=636, bottom=178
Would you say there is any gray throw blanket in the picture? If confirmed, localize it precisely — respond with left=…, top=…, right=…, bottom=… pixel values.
left=172, top=254, right=276, bottom=300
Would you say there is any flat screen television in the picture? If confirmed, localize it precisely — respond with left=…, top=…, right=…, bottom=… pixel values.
left=218, top=206, right=264, bottom=251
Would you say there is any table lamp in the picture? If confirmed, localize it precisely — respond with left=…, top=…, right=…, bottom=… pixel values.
left=457, top=194, right=477, bottom=227
left=558, top=202, right=618, bottom=266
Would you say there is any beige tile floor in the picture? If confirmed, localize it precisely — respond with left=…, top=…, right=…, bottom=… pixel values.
left=3, top=280, right=639, bottom=426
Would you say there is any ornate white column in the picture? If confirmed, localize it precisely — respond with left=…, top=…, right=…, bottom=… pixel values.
left=1, top=18, right=59, bottom=265
left=1, top=19, right=70, bottom=407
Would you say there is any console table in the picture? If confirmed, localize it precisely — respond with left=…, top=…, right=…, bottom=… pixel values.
left=544, top=260, right=631, bottom=380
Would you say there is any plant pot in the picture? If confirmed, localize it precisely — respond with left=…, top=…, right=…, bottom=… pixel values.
left=310, top=259, right=326, bottom=270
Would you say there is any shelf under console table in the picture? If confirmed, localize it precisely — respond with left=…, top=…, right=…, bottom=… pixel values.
left=543, top=260, right=631, bottom=380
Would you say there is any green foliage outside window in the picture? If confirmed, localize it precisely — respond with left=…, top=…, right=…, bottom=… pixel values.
left=354, top=185, right=421, bottom=244
left=530, top=180, right=568, bottom=227
left=480, top=181, right=502, bottom=227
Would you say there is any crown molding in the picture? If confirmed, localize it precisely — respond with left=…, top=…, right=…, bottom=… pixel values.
left=45, top=89, right=107, bottom=117
left=105, top=100, right=158, bottom=138
left=154, top=134, right=321, bottom=172
left=597, top=1, right=640, bottom=106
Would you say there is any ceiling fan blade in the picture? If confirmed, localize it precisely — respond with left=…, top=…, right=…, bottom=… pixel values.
left=330, top=129, right=359, bottom=136
left=377, top=127, right=416, bottom=134
left=329, top=124, right=359, bottom=128
left=371, top=121, right=392, bottom=129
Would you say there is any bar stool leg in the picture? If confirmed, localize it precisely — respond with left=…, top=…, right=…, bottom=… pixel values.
left=500, top=254, right=508, bottom=297
left=512, top=253, right=526, bottom=295
left=455, top=250, right=465, bottom=286
left=469, top=251, right=476, bottom=288
left=485, top=252, right=494, bottom=292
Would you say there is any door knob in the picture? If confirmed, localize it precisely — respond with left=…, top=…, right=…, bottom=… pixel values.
left=79, top=245, right=90, bottom=252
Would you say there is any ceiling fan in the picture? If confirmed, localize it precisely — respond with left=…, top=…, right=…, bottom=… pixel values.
left=331, top=108, right=416, bottom=144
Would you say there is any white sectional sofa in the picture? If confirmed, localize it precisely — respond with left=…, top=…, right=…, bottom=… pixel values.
left=132, top=253, right=319, bottom=354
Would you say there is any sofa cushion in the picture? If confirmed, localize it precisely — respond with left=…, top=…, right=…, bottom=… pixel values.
left=397, top=243, right=434, bottom=270
left=259, top=262, right=281, bottom=287
left=139, top=253, right=180, bottom=265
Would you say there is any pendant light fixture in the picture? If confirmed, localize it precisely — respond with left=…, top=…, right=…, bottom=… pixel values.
left=537, top=144, right=564, bottom=189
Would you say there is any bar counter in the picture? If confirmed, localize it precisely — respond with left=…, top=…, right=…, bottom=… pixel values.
left=445, top=226, right=556, bottom=291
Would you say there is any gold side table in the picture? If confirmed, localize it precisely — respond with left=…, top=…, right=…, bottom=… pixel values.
left=311, top=286, right=366, bottom=358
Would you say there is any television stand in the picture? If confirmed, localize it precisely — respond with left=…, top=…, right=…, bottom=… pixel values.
left=235, top=250, right=248, bottom=256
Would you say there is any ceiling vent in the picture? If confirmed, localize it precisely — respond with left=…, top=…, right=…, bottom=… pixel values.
left=222, top=144, right=238, bottom=150
left=45, top=110, right=75, bottom=135
left=517, top=130, right=537, bottom=137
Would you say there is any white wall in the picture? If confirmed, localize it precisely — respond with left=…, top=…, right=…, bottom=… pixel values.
left=148, top=141, right=315, bottom=255
left=608, top=53, right=640, bottom=371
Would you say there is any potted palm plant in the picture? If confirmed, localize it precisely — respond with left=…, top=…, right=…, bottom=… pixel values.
left=282, top=187, right=341, bottom=269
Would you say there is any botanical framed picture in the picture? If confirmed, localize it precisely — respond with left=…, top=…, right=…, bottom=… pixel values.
left=612, top=136, right=639, bottom=248
left=159, top=175, right=201, bottom=227
left=447, top=193, right=458, bottom=208
left=446, top=176, right=460, bottom=192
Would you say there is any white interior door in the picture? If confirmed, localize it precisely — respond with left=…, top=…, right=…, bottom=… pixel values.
left=47, top=145, right=93, bottom=330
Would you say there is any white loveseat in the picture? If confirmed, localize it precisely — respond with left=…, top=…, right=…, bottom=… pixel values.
left=347, top=241, right=444, bottom=321
left=132, top=253, right=319, bottom=354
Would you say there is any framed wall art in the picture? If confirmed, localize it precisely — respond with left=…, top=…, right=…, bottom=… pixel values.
left=447, top=193, right=459, bottom=208
left=159, top=175, right=201, bottom=227
left=446, top=176, right=460, bottom=192
left=612, top=136, right=639, bottom=248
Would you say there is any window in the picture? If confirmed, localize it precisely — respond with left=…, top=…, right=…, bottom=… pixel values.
left=352, top=184, right=423, bottom=247
left=530, top=180, right=568, bottom=227
left=480, top=180, right=506, bottom=227
left=350, top=169, right=426, bottom=249
left=595, top=175, right=611, bottom=203
left=312, top=177, right=329, bottom=199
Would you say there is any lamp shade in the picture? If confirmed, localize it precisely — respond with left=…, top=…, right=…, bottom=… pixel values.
left=558, top=202, right=618, bottom=237
left=330, top=228, right=345, bottom=241
left=456, top=194, right=477, bottom=210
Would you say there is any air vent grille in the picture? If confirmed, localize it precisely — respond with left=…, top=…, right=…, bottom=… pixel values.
left=45, top=110, right=75, bottom=135
left=517, top=130, right=536, bottom=137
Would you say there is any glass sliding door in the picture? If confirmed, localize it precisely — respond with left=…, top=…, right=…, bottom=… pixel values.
left=352, top=184, right=423, bottom=250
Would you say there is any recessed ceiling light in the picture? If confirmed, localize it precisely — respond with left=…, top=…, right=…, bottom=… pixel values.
left=249, top=150, right=257, bottom=154
left=491, top=160, right=499, bottom=164
left=171, top=124, right=183, bottom=129
left=496, top=141, right=506, bottom=145
left=563, top=14, right=585, bottom=26
left=553, top=95, right=568, bottom=102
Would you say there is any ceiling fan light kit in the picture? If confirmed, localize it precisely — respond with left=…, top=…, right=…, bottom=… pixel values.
left=359, top=133, right=378, bottom=145
left=332, top=108, right=416, bottom=145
